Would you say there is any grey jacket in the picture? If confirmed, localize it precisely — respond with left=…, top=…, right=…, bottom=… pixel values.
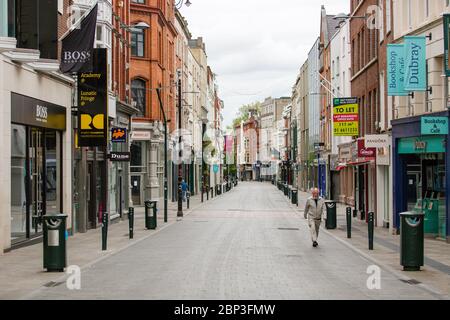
left=303, top=197, right=326, bottom=220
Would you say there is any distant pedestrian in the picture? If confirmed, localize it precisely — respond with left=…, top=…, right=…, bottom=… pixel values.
left=181, top=180, right=188, bottom=202
left=303, top=188, right=326, bottom=247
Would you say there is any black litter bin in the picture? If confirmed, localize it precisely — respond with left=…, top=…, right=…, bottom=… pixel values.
left=145, top=200, right=158, bottom=230
left=325, top=201, right=337, bottom=230
left=43, top=214, right=67, bottom=272
left=400, top=211, right=425, bottom=271
left=291, top=189, right=298, bottom=205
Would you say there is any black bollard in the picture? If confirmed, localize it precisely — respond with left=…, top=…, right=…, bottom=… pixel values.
left=368, top=211, right=374, bottom=250
left=206, top=188, right=209, bottom=200
left=211, top=187, right=214, bottom=199
left=346, top=207, right=352, bottom=239
left=353, top=208, right=358, bottom=218
left=102, top=211, right=109, bottom=251
left=187, top=192, right=190, bottom=209
left=128, top=207, right=134, bottom=239
left=361, top=210, right=366, bottom=221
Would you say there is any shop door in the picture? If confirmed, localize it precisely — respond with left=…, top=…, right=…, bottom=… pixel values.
left=131, top=175, right=143, bottom=206
left=29, top=128, right=44, bottom=236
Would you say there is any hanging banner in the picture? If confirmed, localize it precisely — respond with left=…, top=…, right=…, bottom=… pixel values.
left=78, top=48, right=108, bottom=147
left=60, top=4, right=98, bottom=74
left=387, top=44, right=407, bottom=96
left=333, top=97, right=359, bottom=137
left=444, top=14, right=450, bottom=77
left=404, top=36, right=427, bottom=91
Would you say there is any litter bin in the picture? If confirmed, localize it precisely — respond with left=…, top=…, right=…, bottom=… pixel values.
left=291, top=189, right=298, bottom=205
left=400, top=211, right=425, bottom=271
left=43, top=214, right=67, bottom=272
left=145, top=200, right=158, bottom=230
left=325, top=201, right=337, bottom=230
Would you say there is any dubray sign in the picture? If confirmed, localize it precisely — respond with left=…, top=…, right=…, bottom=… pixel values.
left=404, top=36, right=427, bottom=92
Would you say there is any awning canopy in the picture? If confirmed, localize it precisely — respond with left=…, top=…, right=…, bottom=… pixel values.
left=347, top=159, right=375, bottom=166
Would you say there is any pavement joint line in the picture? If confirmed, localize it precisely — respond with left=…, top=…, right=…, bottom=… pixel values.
left=279, top=188, right=449, bottom=300
left=20, top=187, right=236, bottom=300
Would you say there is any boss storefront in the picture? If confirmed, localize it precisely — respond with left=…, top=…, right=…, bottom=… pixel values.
left=10, top=93, right=66, bottom=246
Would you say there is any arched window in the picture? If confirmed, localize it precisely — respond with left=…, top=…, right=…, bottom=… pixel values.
left=131, top=79, right=146, bottom=117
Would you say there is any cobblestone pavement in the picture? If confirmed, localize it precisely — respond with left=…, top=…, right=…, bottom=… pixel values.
left=24, top=182, right=446, bottom=300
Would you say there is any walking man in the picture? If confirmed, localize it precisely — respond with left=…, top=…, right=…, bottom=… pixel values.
left=181, top=180, right=188, bottom=202
left=304, top=188, right=326, bottom=247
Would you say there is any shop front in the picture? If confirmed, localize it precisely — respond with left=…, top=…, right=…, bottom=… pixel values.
left=10, top=93, right=66, bottom=246
left=393, top=112, right=449, bottom=240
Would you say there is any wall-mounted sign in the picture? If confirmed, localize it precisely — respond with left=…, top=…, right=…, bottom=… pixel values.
left=78, top=48, right=108, bottom=147
left=365, top=134, right=390, bottom=148
left=387, top=44, right=408, bottom=96
left=131, top=131, right=151, bottom=141
left=444, top=14, right=450, bottom=77
left=421, top=117, right=448, bottom=135
left=108, top=152, right=131, bottom=162
left=357, top=138, right=376, bottom=159
left=11, top=93, right=66, bottom=130
left=111, top=128, right=127, bottom=143
left=333, top=98, right=359, bottom=136
left=376, top=147, right=390, bottom=166
left=398, top=136, right=446, bottom=154
left=404, top=36, right=427, bottom=92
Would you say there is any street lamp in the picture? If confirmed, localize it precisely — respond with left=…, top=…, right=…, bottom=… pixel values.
left=175, top=0, right=192, bottom=9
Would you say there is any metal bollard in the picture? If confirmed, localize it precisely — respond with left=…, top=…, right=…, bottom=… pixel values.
left=353, top=208, right=358, bottom=218
left=187, top=192, right=190, bottom=209
left=361, top=210, right=366, bottom=221
left=346, top=207, right=352, bottom=239
left=102, top=211, right=109, bottom=251
left=128, top=207, right=134, bottom=240
left=206, top=188, right=209, bottom=200
left=368, top=211, right=374, bottom=250
left=211, top=187, right=214, bottom=199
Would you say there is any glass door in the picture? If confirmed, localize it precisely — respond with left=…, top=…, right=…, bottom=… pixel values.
left=30, top=128, right=44, bottom=236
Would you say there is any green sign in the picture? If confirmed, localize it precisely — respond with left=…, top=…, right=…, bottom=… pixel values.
left=444, top=14, right=450, bottom=76
left=421, top=117, right=448, bottom=135
left=398, top=136, right=446, bottom=154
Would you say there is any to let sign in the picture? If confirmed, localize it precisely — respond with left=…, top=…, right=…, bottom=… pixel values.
left=421, top=117, right=448, bottom=135
left=333, top=98, right=359, bottom=136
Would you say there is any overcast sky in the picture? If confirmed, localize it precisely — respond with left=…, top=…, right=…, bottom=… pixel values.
left=180, top=0, right=350, bottom=127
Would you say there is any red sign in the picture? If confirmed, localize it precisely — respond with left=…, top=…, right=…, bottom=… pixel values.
left=333, top=114, right=359, bottom=122
left=357, top=139, right=376, bottom=159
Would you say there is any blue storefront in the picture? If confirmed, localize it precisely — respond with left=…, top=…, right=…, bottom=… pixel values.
left=392, top=111, right=450, bottom=241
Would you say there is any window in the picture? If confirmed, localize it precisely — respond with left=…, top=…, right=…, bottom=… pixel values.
left=131, top=79, right=147, bottom=117
left=379, top=0, right=384, bottom=42
left=96, top=25, right=103, bottom=41
left=131, top=29, right=145, bottom=57
left=425, top=0, right=430, bottom=18
left=385, top=0, right=391, bottom=33
left=132, top=0, right=145, bottom=3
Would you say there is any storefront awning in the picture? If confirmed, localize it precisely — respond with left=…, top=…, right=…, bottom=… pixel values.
left=347, top=159, right=375, bottom=166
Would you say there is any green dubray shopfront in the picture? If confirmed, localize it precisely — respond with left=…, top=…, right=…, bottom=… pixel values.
left=392, top=112, right=449, bottom=240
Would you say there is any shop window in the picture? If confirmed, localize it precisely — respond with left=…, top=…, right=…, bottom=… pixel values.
left=131, top=141, right=146, bottom=173
left=131, top=79, right=147, bottom=117
left=15, top=0, right=58, bottom=59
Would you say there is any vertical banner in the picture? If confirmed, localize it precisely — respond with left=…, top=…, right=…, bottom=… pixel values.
left=404, top=36, right=427, bottom=91
left=333, top=97, right=359, bottom=137
left=60, top=4, right=98, bottom=73
left=444, top=14, right=450, bottom=77
left=78, top=48, right=108, bottom=147
left=387, top=44, right=407, bottom=96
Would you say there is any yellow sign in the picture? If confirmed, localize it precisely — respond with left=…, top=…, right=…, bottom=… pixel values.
left=333, top=98, right=359, bottom=137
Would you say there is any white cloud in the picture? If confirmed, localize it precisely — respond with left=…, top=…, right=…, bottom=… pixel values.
left=180, top=0, right=350, bottom=127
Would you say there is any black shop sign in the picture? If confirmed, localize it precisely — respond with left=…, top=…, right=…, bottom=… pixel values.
left=78, top=48, right=108, bottom=147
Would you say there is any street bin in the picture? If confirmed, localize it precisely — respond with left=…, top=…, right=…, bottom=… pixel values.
left=291, top=189, right=298, bottom=205
left=43, top=214, right=67, bottom=272
left=325, top=201, right=337, bottom=230
left=145, top=200, right=158, bottom=230
left=400, top=211, right=425, bottom=271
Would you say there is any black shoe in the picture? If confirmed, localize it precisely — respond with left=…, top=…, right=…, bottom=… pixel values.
left=313, top=241, right=318, bottom=247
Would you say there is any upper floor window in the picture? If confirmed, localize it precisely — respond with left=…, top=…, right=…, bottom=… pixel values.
left=0, top=0, right=15, bottom=37
left=131, top=79, right=147, bottom=117
left=132, top=0, right=145, bottom=4
left=131, top=29, right=145, bottom=57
